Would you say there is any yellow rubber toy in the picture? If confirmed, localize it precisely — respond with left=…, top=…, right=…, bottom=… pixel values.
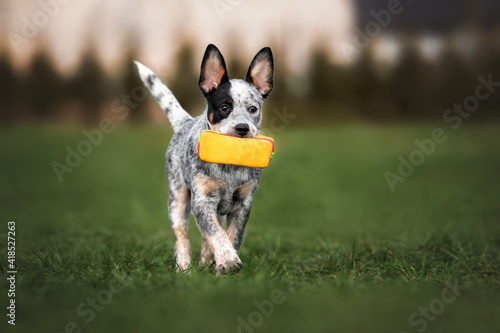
left=198, top=130, right=275, bottom=168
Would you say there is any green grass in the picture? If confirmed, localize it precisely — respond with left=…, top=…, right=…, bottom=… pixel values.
left=1, top=122, right=500, bottom=333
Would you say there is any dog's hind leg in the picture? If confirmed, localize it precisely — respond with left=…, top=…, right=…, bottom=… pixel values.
left=226, top=181, right=257, bottom=251
left=199, top=236, right=213, bottom=267
left=226, top=206, right=252, bottom=252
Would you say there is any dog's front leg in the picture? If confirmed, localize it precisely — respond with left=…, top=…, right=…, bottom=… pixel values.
left=199, top=215, right=225, bottom=267
left=192, top=198, right=242, bottom=273
left=192, top=176, right=242, bottom=273
left=168, top=183, right=192, bottom=272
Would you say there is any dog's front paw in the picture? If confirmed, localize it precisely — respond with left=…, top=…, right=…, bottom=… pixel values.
left=216, top=257, right=243, bottom=274
left=175, top=239, right=192, bottom=272
left=208, top=231, right=243, bottom=274
left=214, top=247, right=242, bottom=274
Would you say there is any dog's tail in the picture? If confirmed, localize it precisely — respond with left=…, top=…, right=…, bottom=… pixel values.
left=134, top=61, right=192, bottom=132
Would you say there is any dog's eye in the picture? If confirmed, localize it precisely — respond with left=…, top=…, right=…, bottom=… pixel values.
left=248, top=106, right=258, bottom=114
left=220, top=105, right=230, bottom=113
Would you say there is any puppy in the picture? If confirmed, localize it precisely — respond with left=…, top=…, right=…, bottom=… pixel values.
left=136, top=44, right=274, bottom=273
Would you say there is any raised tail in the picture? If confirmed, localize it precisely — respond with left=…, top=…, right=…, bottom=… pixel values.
left=134, top=61, right=192, bottom=132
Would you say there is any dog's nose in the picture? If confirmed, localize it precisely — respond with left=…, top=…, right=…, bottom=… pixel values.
left=234, top=123, right=250, bottom=136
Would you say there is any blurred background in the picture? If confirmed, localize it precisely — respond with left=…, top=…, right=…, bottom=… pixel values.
left=1, top=0, right=499, bottom=123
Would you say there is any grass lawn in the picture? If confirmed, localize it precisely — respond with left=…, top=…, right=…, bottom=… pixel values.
left=1, top=122, right=499, bottom=333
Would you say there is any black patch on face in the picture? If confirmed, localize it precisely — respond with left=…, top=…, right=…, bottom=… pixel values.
left=206, top=81, right=233, bottom=125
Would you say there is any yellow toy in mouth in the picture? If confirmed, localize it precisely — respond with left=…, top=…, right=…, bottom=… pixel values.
left=198, top=130, right=275, bottom=168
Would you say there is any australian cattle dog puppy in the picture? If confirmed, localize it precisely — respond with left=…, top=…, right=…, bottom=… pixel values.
left=136, top=44, right=274, bottom=273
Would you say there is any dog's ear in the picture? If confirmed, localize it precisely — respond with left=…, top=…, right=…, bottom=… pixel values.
left=199, top=44, right=229, bottom=96
left=245, top=47, right=274, bottom=98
